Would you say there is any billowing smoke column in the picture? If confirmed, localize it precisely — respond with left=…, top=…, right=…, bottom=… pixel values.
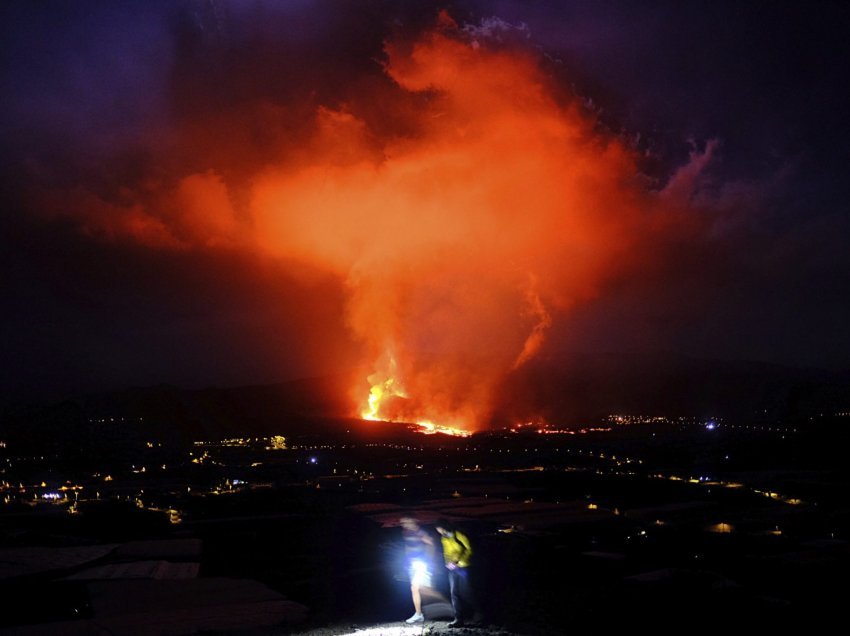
left=39, top=12, right=698, bottom=432
left=251, top=15, right=648, bottom=431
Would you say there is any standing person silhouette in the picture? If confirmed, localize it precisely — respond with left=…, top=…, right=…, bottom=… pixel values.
left=400, top=516, right=434, bottom=623
left=436, top=519, right=482, bottom=627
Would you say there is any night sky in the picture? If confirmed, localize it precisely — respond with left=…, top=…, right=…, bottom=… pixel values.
left=2, top=1, right=849, bottom=406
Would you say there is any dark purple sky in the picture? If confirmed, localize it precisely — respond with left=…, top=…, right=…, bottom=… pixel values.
left=2, top=1, right=849, bottom=402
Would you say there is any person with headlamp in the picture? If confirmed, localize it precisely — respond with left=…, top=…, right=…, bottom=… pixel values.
left=401, top=516, right=434, bottom=624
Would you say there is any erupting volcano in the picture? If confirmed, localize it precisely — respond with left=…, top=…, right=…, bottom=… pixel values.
left=36, top=10, right=716, bottom=433
left=253, top=13, right=656, bottom=432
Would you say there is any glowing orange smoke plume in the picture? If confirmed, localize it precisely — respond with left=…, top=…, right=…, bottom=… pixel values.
left=43, top=14, right=692, bottom=433
left=252, top=18, right=645, bottom=432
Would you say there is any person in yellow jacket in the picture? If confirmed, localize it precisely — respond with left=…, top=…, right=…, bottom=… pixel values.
left=436, top=519, right=482, bottom=627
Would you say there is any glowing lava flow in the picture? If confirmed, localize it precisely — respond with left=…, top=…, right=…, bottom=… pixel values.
left=412, top=419, right=471, bottom=438
left=360, top=353, right=471, bottom=437
left=361, top=380, right=471, bottom=437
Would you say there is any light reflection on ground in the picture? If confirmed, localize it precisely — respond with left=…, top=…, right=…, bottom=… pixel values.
left=332, top=627, right=428, bottom=636
left=294, top=621, right=523, bottom=636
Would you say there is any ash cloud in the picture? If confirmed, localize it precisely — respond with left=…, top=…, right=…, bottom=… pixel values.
left=3, top=1, right=847, bottom=409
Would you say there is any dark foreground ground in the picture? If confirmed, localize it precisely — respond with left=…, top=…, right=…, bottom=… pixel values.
left=1, top=419, right=848, bottom=633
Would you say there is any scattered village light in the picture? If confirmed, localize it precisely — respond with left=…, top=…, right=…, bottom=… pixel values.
left=709, top=522, right=734, bottom=533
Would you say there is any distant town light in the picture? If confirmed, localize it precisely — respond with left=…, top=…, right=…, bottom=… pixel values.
left=708, top=522, right=734, bottom=533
